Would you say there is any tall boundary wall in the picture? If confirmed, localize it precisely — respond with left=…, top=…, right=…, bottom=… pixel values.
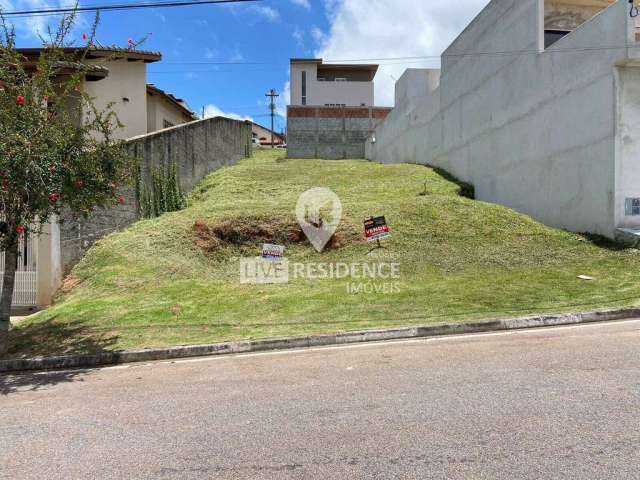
left=59, top=116, right=252, bottom=274
left=287, top=106, right=392, bottom=159
left=366, top=0, right=640, bottom=240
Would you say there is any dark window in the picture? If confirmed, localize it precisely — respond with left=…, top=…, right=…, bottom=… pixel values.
left=301, top=71, right=307, bottom=106
left=544, top=30, right=571, bottom=48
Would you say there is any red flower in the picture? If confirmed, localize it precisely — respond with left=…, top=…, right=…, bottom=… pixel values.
left=16, top=95, right=25, bottom=106
left=49, top=192, right=61, bottom=203
left=117, top=195, right=125, bottom=205
left=15, top=226, right=25, bottom=235
left=127, top=38, right=135, bottom=45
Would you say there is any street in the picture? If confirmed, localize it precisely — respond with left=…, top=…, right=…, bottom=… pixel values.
left=1, top=320, right=639, bottom=479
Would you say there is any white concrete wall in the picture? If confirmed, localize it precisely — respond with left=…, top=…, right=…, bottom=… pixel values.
left=394, top=69, right=440, bottom=114
left=368, top=0, right=636, bottom=238
left=83, top=59, right=148, bottom=139
left=290, top=62, right=374, bottom=106
left=615, top=64, right=640, bottom=229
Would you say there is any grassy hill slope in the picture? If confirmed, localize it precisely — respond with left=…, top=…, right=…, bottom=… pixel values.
left=9, top=150, right=640, bottom=357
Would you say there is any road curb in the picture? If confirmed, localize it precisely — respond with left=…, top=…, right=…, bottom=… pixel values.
left=2, top=307, right=639, bottom=373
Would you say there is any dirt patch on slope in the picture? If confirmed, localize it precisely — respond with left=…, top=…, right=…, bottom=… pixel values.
left=193, top=217, right=363, bottom=253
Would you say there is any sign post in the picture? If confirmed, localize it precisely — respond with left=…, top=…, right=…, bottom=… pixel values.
left=364, top=216, right=391, bottom=253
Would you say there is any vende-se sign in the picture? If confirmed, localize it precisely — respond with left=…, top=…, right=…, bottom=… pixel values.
left=364, top=216, right=391, bottom=243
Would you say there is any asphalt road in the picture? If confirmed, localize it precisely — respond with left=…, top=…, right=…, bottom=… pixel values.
left=2, top=320, right=639, bottom=479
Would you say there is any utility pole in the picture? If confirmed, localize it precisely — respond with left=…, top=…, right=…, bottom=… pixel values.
left=265, top=89, right=279, bottom=148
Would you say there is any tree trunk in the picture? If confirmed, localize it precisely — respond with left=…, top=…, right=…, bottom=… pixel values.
left=0, top=240, right=19, bottom=357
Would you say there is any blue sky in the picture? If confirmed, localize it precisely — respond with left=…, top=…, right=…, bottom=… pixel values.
left=2, top=0, right=489, bottom=132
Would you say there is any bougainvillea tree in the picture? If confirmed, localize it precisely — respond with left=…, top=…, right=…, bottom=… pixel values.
left=0, top=12, right=134, bottom=354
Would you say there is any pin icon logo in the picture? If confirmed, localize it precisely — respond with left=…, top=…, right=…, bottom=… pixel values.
left=296, top=188, right=342, bottom=252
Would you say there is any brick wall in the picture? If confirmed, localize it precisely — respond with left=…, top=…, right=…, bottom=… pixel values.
left=59, top=116, right=252, bottom=273
left=287, top=106, right=392, bottom=160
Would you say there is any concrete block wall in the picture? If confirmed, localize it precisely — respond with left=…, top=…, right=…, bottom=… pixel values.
left=59, top=116, right=251, bottom=274
left=367, top=0, right=636, bottom=239
left=288, top=106, right=392, bottom=159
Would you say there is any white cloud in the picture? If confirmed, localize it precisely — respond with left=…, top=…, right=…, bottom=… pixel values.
left=292, top=26, right=304, bottom=48
left=203, top=104, right=253, bottom=122
left=290, top=0, right=311, bottom=9
left=315, top=0, right=490, bottom=106
left=228, top=49, right=245, bottom=62
left=248, top=5, right=280, bottom=22
left=1, top=0, right=60, bottom=39
left=276, top=81, right=290, bottom=118
left=204, top=47, right=218, bottom=59
left=310, top=26, right=325, bottom=45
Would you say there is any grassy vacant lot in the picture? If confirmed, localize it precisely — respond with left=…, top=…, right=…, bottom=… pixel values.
left=8, top=149, right=640, bottom=357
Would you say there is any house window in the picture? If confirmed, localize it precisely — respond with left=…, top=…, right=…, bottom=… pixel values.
left=544, top=30, right=571, bottom=48
left=301, top=71, right=307, bottom=106
left=163, top=119, right=175, bottom=129
left=626, top=198, right=640, bottom=216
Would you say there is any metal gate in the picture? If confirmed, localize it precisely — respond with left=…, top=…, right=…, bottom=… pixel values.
left=0, top=233, right=37, bottom=307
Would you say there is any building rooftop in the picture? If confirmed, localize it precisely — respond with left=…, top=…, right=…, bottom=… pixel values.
left=147, top=84, right=197, bottom=120
left=17, top=47, right=162, bottom=64
left=291, top=58, right=379, bottom=80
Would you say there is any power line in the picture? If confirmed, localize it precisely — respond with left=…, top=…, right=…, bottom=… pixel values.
left=0, top=0, right=260, bottom=17
left=150, top=43, right=640, bottom=68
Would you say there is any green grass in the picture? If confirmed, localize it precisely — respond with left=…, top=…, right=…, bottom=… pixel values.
left=8, top=149, right=640, bottom=357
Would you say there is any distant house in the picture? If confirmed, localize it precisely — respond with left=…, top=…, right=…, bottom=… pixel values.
left=146, top=84, right=197, bottom=132
left=287, top=58, right=391, bottom=159
left=251, top=122, right=285, bottom=147
left=18, top=47, right=196, bottom=139
left=289, top=58, right=378, bottom=107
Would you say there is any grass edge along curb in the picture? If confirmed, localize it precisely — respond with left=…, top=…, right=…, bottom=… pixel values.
left=2, top=307, right=639, bottom=373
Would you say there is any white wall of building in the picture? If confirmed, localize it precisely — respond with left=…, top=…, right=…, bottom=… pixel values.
left=367, top=0, right=638, bottom=238
left=147, top=93, right=193, bottom=133
left=290, top=62, right=374, bottom=107
left=83, top=59, right=148, bottom=139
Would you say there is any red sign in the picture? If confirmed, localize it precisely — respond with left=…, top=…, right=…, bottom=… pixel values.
left=364, top=216, right=391, bottom=242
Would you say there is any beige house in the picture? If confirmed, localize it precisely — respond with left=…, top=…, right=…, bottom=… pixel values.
left=290, top=58, right=378, bottom=107
left=19, top=47, right=196, bottom=138
left=147, top=84, right=197, bottom=132
left=8, top=48, right=196, bottom=310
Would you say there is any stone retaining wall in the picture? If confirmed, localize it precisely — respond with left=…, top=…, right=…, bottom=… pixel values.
left=59, top=116, right=252, bottom=273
